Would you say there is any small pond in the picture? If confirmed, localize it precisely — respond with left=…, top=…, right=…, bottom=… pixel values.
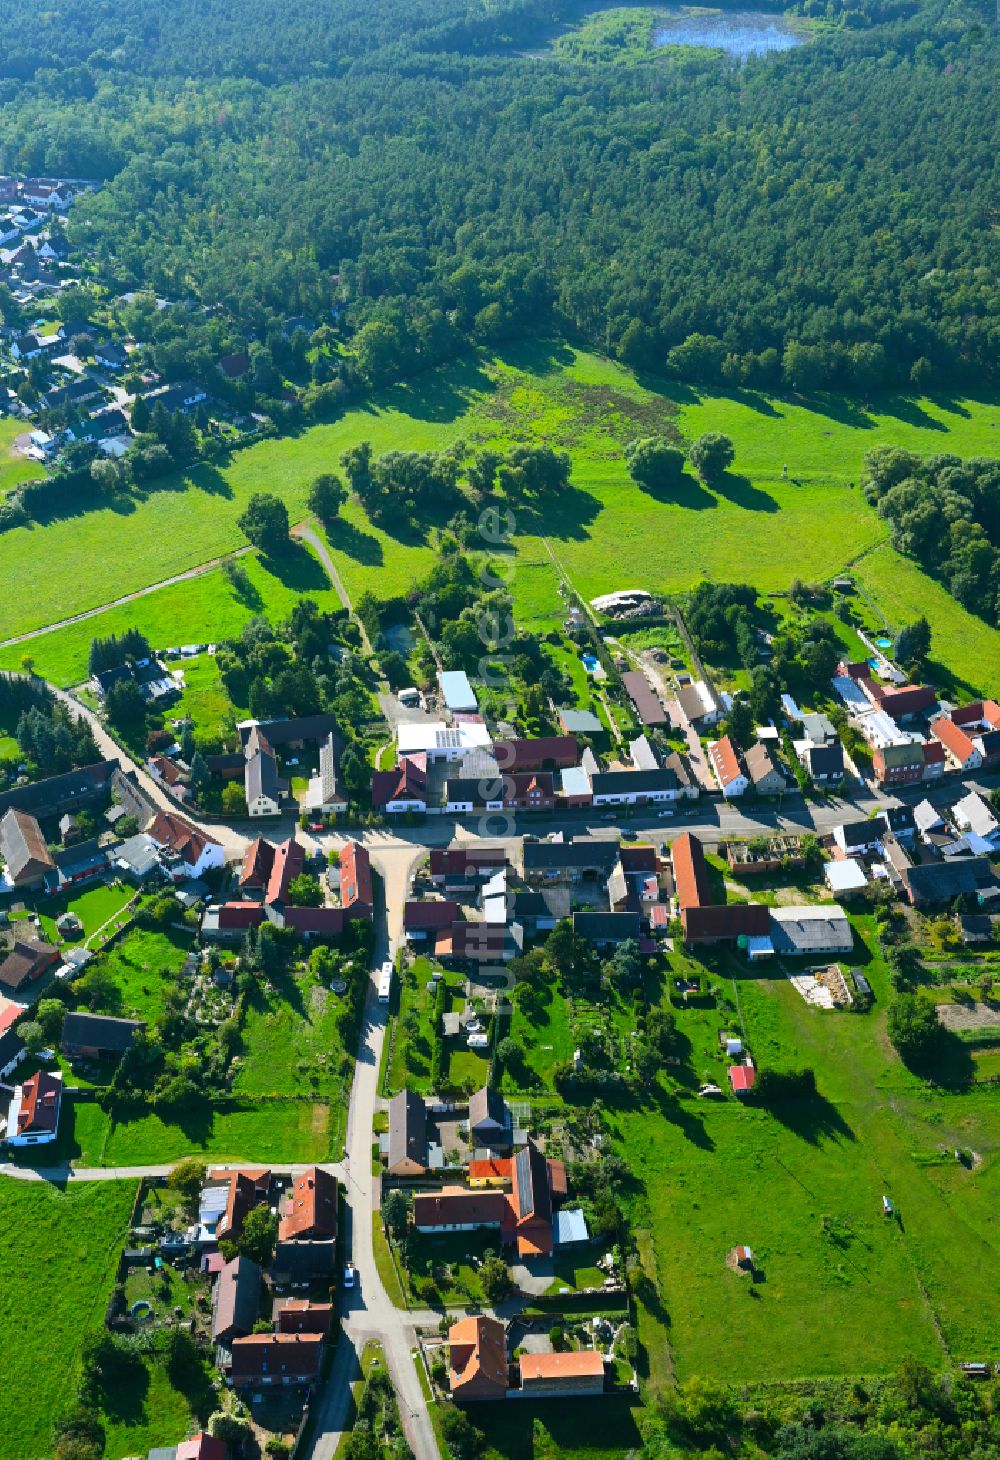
left=654, top=7, right=805, bottom=60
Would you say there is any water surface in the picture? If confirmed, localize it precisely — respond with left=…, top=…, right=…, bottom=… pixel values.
left=654, top=7, right=805, bottom=60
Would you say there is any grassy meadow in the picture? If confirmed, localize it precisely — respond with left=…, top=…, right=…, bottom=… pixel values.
left=0, top=414, right=42, bottom=500
left=0, top=1180, right=136, bottom=1460
left=611, top=925, right=1000, bottom=1386
left=1, top=343, right=997, bottom=692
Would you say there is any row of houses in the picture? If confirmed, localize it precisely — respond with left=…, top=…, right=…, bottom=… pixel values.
left=202, top=834, right=371, bottom=941
left=373, top=728, right=701, bottom=816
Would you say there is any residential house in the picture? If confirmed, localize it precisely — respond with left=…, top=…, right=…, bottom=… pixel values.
left=278, top=1167, right=338, bottom=1242
left=800, top=741, right=845, bottom=786
left=664, top=750, right=700, bottom=799
left=557, top=766, right=593, bottom=807
left=899, top=858, right=995, bottom=908
left=449, top=1315, right=510, bottom=1402
left=931, top=716, right=983, bottom=772
left=142, top=381, right=207, bottom=414
left=428, top=847, right=506, bottom=888
left=40, top=377, right=102, bottom=413
left=0, top=937, right=60, bottom=992
left=953, top=792, right=999, bottom=848
left=413, top=1188, right=511, bottom=1235
left=468, top=1085, right=512, bottom=1147
left=0, top=1025, right=26, bottom=1080
left=588, top=767, right=678, bottom=806
left=114, top=833, right=162, bottom=882
left=800, top=712, right=839, bottom=746
left=493, top=737, right=578, bottom=772
left=229, top=1333, right=324, bottom=1391
left=0, top=765, right=116, bottom=823
left=744, top=743, right=786, bottom=796
left=445, top=768, right=555, bottom=814
left=709, top=738, right=749, bottom=799
left=729, top=1063, right=756, bottom=1097
left=629, top=735, right=660, bottom=771
left=873, top=738, right=925, bottom=788
left=869, top=681, right=937, bottom=721
left=305, top=733, right=347, bottom=816
left=5, top=1068, right=62, bottom=1146
left=339, top=840, right=373, bottom=917
left=833, top=820, right=884, bottom=858
left=211, top=1257, right=261, bottom=1345
left=0, top=808, right=55, bottom=888
left=61, top=1012, right=144, bottom=1059
left=675, top=680, right=722, bottom=729
left=237, top=715, right=339, bottom=752
left=218, top=351, right=250, bottom=379
left=149, top=755, right=189, bottom=798
left=387, top=1088, right=427, bottom=1175
left=147, top=811, right=224, bottom=880
left=94, top=342, right=128, bottom=370
left=522, top=838, right=619, bottom=883
left=622, top=671, right=668, bottom=727
left=371, top=755, right=428, bottom=814
left=275, top=1301, right=334, bottom=1336
left=509, top=1140, right=555, bottom=1258
left=573, top=910, right=642, bottom=948
left=768, top=905, right=854, bottom=956
left=518, top=1351, right=605, bottom=1397
left=670, top=832, right=770, bottom=948
left=244, top=726, right=287, bottom=817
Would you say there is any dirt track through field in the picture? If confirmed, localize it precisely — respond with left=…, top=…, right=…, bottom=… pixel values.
left=0, top=546, right=253, bottom=650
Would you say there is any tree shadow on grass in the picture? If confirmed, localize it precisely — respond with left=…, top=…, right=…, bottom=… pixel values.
left=94, top=1346, right=150, bottom=1424
left=636, top=470, right=716, bottom=511
left=375, top=351, right=496, bottom=423
left=873, top=393, right=949, bottom=432
left=647, top=1081, right=716, bottom=1151
left=261, top=539, right=330, bottom=594
left=331, top=517, right=384, bottom=567
left=493, top=335, right=576, bottom=377
left=761, top=1090, right=857, bottom=1146
left=712, top=470, right=778, bottom=513
left=517, top=481, right=602, bottom=542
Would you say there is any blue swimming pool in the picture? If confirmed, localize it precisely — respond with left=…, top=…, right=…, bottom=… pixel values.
left=876, top=637, right=892, bottom=650
left=581, top=654, right=599, bottom=671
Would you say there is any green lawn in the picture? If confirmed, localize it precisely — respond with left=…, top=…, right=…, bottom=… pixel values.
left=0, top=415, right=42, bottom=501
left=611, top=929, right=1000, bottom=1384
left=0, top=1179, right=137, bottom=1460
left=0, top=547, right=344, bottom=687
left=31, top=881, right=135, bottom=945
left=99, top=1099, right=340, bottom=1165
left=3, top=344, right=996, bottom=696
left=74, top=927, right=194, bottom=1025
left=170, top=653, right=240, bottom=746
left=233, top=963, right=352, bottom=1101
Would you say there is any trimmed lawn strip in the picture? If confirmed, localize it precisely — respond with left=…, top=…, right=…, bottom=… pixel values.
left=372, top=1213, right=408, bottom=1310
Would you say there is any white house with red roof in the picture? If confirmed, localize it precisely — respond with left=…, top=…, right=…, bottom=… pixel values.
left=5, top=1068, right=63, bottom=1145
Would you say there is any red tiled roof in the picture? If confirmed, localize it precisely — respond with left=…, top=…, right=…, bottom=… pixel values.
left=413, top=1188, right=509, bottom=1229
left=449, top=1314, right=509, bottom=1398
left=275, top=1300, right=333, bottom=1335
left=729, top=1064, right=756, bottom=1092
left=684, top=904, right=771, bottom=940
left=266, top=836, right=305, bottom=904
left=0, top=1005, right=21, bottom=1036
left=17, top=1068, right=62, bottom=1136
left=520, top=1350, right=604, bottom=1381
left=339, top=840, right=372, bottom=910
left=709, top=736, right=745, bottom=787
left=671, top=833, right=712, bottom=909
left=279, top=1167, right=338, bottom=1242
left=468, top=1158, right=511, bottom=1181
left=371, top=755, right=427, bottom=807
left=922, top=740, right=946, bottom=765
left=878, top=684, right=936, bottom=719
left=492, top=737, right=578, bottom=771
left=240, top=837, right=275, bottom=890
left=229, top=1332, right=324, bottom=1383
left=283, top=906, right=345, bottom=934
left=218, top=1168, right=271, bottom=1240
left=148, top=810, right=221, bottom=866
left=176, top=1435, right=229, bottom=1460
left=150, top=755, right=185, bottom=786
left=931, top=716, right=977, bottom=762
left=217, top=901, right=265, bottom=929
left=405, top=900, right=460, bottom=931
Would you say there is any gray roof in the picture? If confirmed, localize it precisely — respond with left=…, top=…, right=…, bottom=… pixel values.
left=590, top=768, right=677, bottom=797
left=115, top=833, right=160, bottom=877
left=238, top=714, right=337, bottom=749
left=468, top=1085, right=509, bottom=1136
left=664, top=751, right=695, bottom=788
left=769, top=905, right=854, bottom=954
left=245, top=747, right=284, bottom=805
left=902, top=857, right=995, bottom=905
left=212, top=1255, right=261, bottom=1341
left=573, top=911, right=642, bottom=944
left=61, top=1011, right=144, bottom=1055
left=0, top=808, right=53, bottom=881
left=801, top=712, right=838, bottom=745
left=805, top=742, right=845, bottom=777
left=0, top=762, right=117, bottom=819
left=523, top=838, right=619, bottom=873
left=388, top=1088, right=426, bottom=1171
left=559, top=709, right=603, bottom=734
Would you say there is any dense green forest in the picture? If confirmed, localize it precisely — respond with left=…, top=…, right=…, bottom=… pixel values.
left=0, top=0, right=996, bottom=396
